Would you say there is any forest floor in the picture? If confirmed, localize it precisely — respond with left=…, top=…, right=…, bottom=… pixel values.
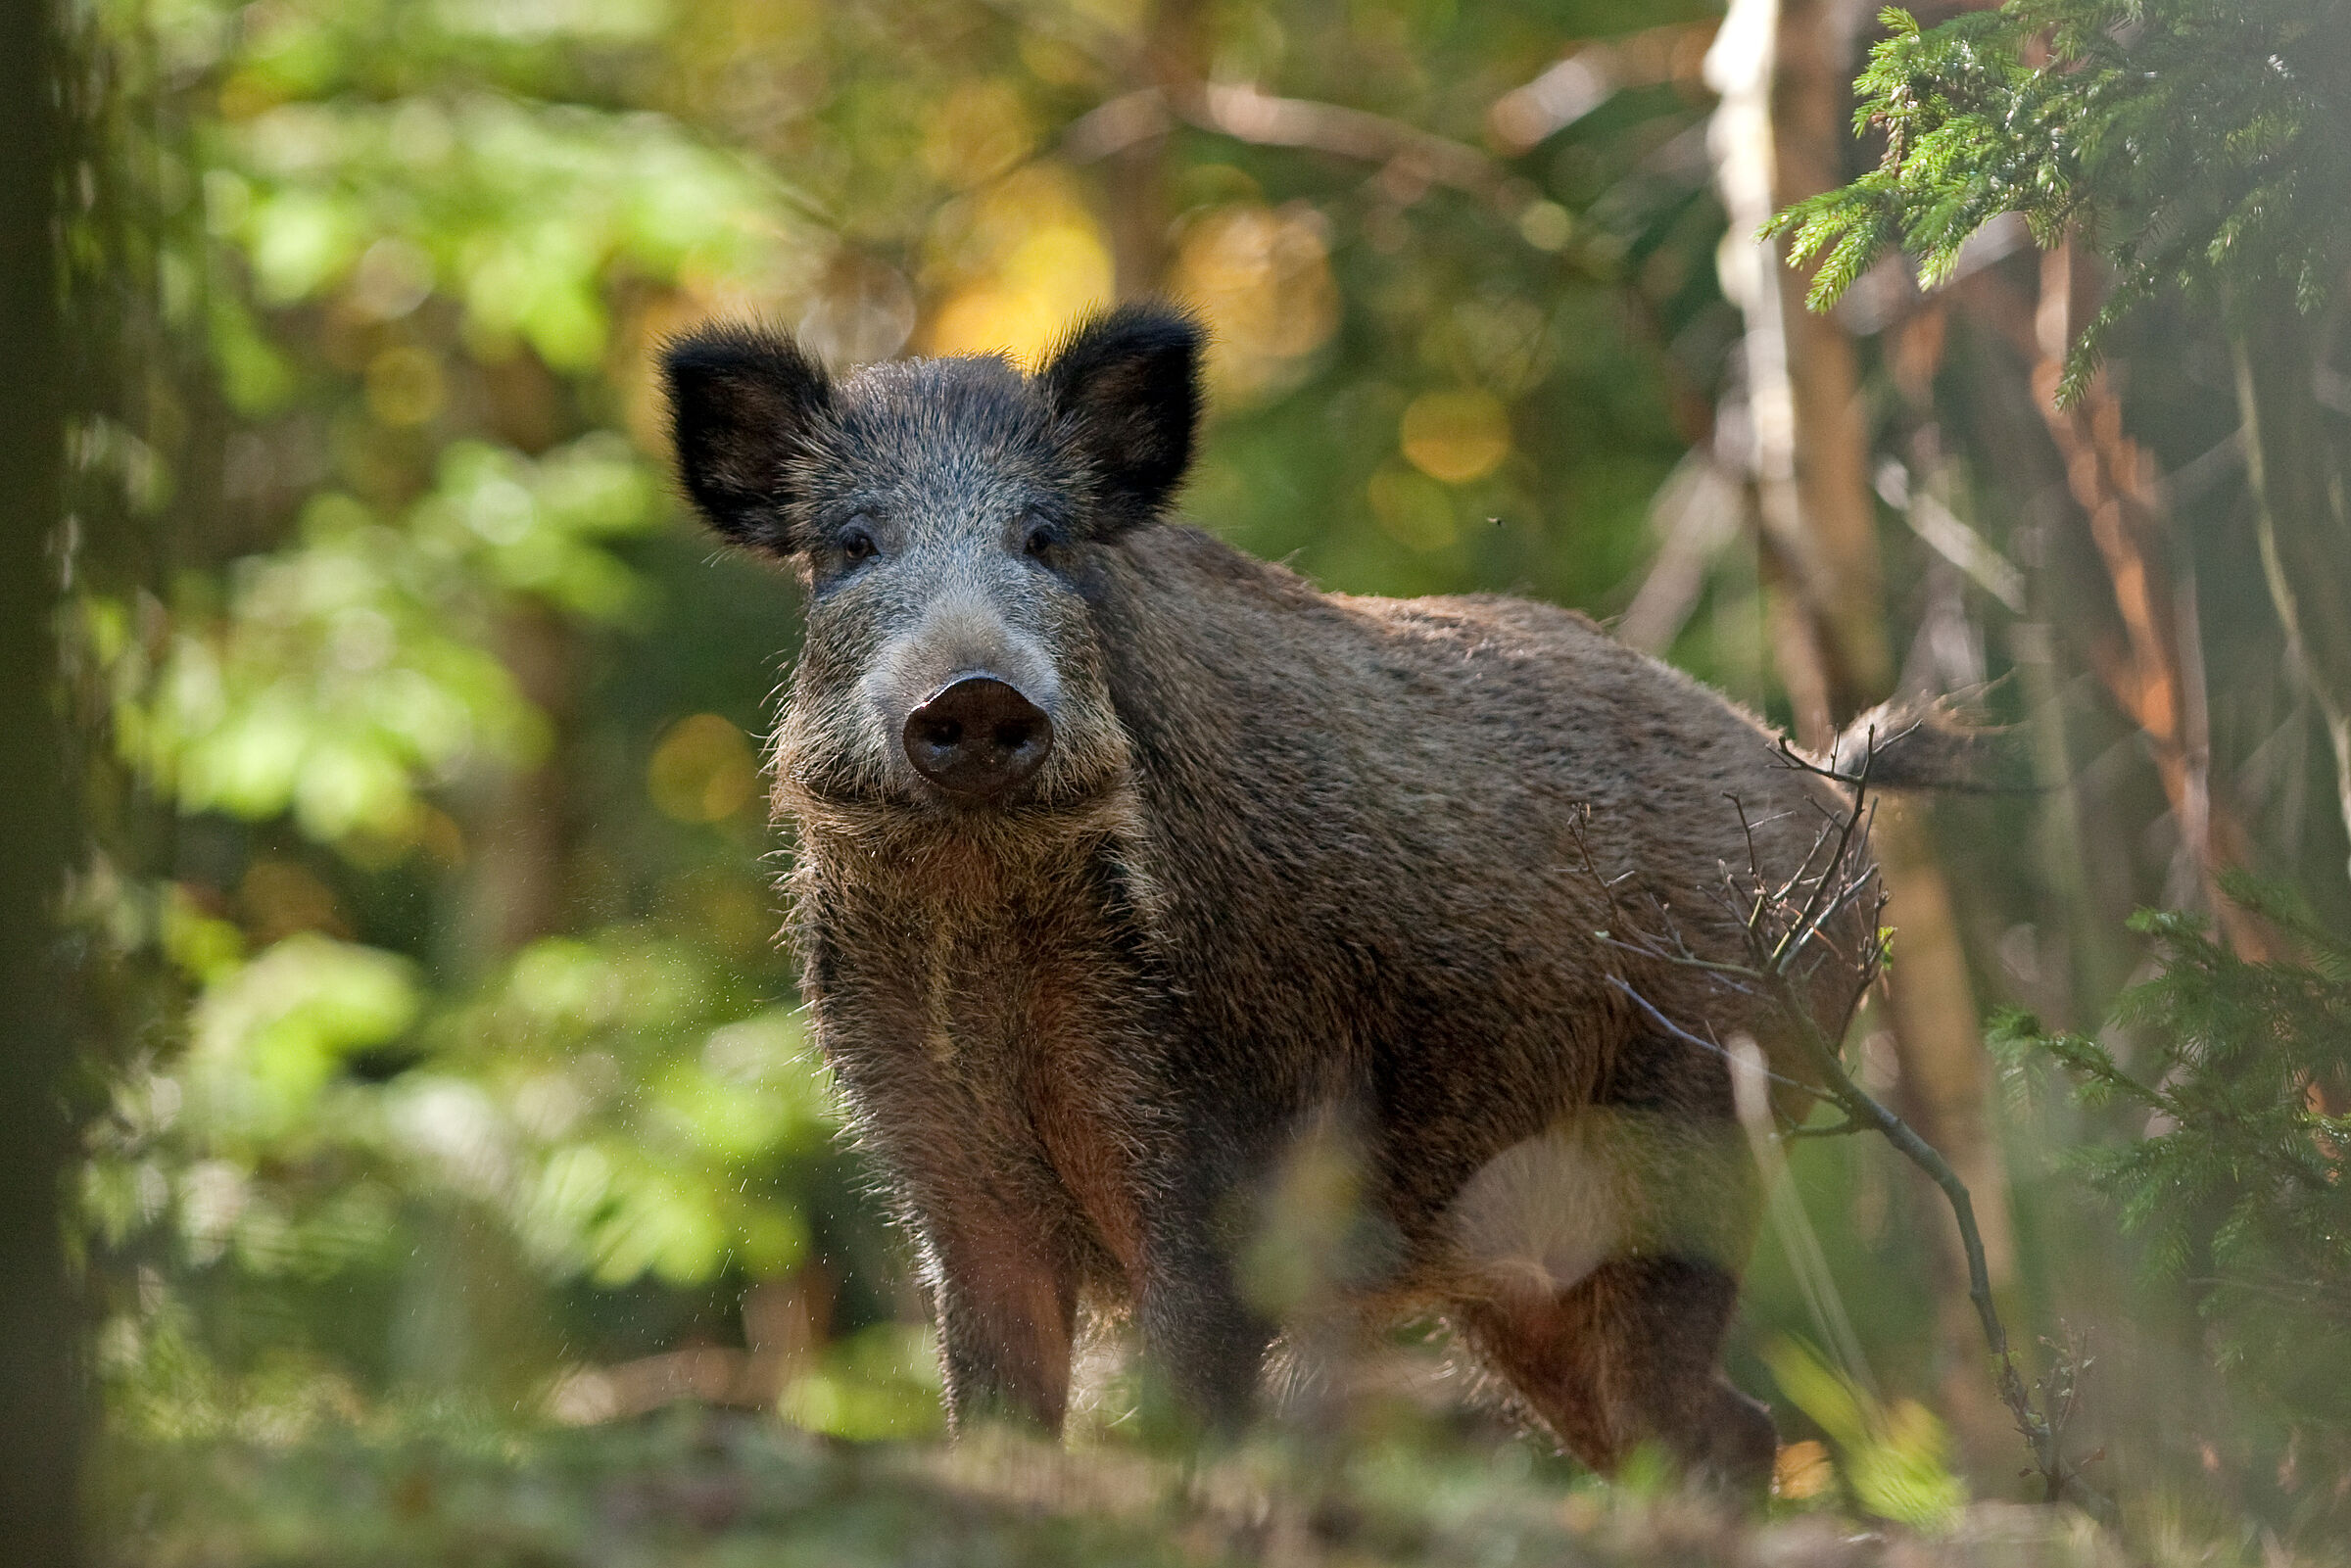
left=103, top=1410, right=2128, bottom=1568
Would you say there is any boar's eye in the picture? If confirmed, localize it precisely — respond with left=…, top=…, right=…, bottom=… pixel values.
left=838, top=520, right=879, bottom=563
left=1020, top=517, right=1059, bottom=558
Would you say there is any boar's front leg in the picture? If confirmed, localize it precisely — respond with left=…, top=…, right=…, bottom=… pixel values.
left=916, top=1189, right=1080, bottom=1435
left=1133, top=1155, right=1278, bottom=1435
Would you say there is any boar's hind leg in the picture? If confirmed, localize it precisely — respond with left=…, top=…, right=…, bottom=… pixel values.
left=1454, top=1256, right=1776, bottom=1497
left=925, top=1208, right=1080, bottom=1436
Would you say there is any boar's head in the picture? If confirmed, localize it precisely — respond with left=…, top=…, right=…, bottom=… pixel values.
left=661, top=304, right=1200, bottom=815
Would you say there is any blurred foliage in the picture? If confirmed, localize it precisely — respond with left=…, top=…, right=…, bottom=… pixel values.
left=1770, top=0, right=2351, bottom=397
left=1992, top=876, right=2351, bottom=1502
left=1761, top=1337, right=1965, bottom=1533
left=98, top=1412, right=2139, bottom=1568
left=58, top=0, right=2351, bottom=1554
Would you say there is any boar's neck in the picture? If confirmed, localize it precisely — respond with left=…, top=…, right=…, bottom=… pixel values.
left=1084, top=524, right=1409, bottom=1115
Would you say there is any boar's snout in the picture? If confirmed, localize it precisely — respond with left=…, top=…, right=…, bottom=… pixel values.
left=901, top=675, right=1054, bottom=798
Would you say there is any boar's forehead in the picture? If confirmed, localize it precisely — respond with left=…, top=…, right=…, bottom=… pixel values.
left=821, top=357, right=1066, bottom=528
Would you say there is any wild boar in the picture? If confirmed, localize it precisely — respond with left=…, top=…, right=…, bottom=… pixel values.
left=661, top=303, right=1907, bottom=1492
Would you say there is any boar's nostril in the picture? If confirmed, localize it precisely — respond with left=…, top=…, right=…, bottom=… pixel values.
left=901, top=676, right=1054, bottom=798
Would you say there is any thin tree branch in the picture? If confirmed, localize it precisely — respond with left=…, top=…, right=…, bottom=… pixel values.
left=1606, top=974, right=1829, bottom=1103
left=1065, top=83, right=1507, bottom=199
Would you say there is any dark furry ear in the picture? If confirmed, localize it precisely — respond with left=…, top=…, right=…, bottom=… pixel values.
left=1036, top=303, right=1202, bottom=524
left=661, top=324, right=835, bottom=553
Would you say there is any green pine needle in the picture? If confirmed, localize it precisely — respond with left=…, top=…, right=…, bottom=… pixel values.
left=1764, top=0, right=2351, bottom=405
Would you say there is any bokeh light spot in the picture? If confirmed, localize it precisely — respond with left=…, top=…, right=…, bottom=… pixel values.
left=920, top=79, right=1037, bottom=191
left=923, top=168, right=1113, bottom=364
left=1517, top=200, right=1574, bottom=252
left=1399, top=388, right=1511, bottom=484
left=365, top=345, right=447, bottom=427
left=1172, top=201, right=1339, bottom=404
left=648, top=713, right=758, bottom=823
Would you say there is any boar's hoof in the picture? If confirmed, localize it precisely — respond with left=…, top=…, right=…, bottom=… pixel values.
left=903, top=675, right=1054, bottom=798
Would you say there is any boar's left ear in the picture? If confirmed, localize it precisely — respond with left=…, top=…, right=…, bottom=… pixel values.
left=1037, top=303, right=1203, bottom=528
left=661, top=324, right=836, bottom=554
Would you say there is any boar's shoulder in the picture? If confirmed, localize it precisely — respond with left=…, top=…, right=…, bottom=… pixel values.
left=1100, top=523, right=1808, bottom=837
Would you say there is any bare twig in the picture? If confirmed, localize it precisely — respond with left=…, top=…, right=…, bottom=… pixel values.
left=1782, top=1117, right=1864, bottom=1141
left=1606, top=974, right=1827, bottom=1103
left=1486, top=20, right=1717, bottom=153
left=1577, top=734, right=2118, bottom=1523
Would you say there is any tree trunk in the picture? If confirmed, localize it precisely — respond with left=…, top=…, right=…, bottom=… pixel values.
left=0, top=0, right=85, bottom=1559
left=1100, top=0, right=1206, bottom=301
left=471, top=601, right=577, bottom=953
left=2021, top=247, right=2279, bottom=962
left=2231, top=291, right=2351, bottom=889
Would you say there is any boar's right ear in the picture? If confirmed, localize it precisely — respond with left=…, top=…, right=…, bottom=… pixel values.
left=1037, top=303, right=1203, bottom=530
left=661, top=325, right=835, bottom=554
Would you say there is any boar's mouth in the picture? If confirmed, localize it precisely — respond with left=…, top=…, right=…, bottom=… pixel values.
left=898, top=673, right=1055, bottom=800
